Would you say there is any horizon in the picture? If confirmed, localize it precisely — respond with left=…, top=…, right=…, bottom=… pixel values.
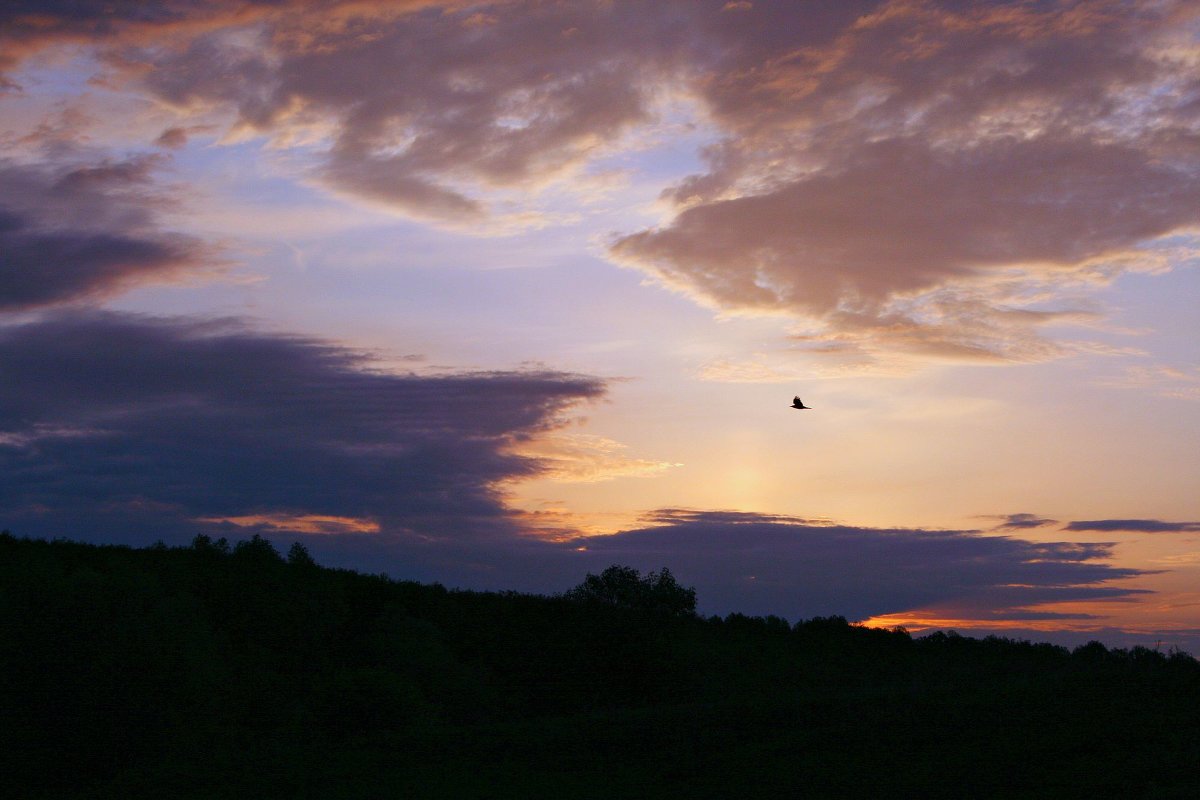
left=1, top=0, right=1198, bottom=654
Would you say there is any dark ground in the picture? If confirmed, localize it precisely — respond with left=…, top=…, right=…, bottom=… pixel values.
left=2, top=532, right=1197, bottom=798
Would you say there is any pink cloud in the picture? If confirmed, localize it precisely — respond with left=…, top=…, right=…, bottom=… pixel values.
left=613, top=0, right=1200, bottom=362
left=7, top=1, right=1196, bottom=360
left=0, top=154, right=217, bottom=310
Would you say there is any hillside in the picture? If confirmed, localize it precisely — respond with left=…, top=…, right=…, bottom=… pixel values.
left=1, top=532, right=1197, bottom=799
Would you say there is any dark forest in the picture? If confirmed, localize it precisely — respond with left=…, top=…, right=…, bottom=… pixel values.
left=2, top=532, right=1197, bottom=798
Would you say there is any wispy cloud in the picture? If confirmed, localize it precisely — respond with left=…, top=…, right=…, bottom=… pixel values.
left=1065, top=519, right=1200, bottom=534
left=1103, top=364, right=1200, bottom=401
left=987, top=513, right=1059, bottom=530
left=509, top=432, right=680, bottom=483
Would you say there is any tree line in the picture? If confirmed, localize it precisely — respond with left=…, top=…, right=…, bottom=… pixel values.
left=1, top=531, right=1197, bottom=798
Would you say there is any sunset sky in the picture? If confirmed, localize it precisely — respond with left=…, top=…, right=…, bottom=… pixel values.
left=2, top=0, right=1198, bottom=651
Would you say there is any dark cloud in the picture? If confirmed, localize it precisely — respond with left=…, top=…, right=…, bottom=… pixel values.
left=0, top=316, right=1151, bottom=624
left=0, top=156, right=211, bottom=310
left=1065, top=519, right=1200, bottom=533
left=0, top=1, right=455, bottom=90
left=0, top=0, right=203, bottom=86
left=0, top=312, right=606, bottom=544
left=209, top=506, right=1153, bottom=626
left=566, top=509, right=1148, bottom=622
left=0, top=0, right=315, bottom=86
left=0, top=315, right=1157, bottom=624
left=990, top=513, right=1059, bottom=530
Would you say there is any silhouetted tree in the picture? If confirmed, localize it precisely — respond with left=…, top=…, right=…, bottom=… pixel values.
left=287, top=541, right=317, bottom=568
left=191, top=533, right=230, bottom=555
left=232, top=533, right=282, bottom=564
left=564, top=565, right=697, bottom=617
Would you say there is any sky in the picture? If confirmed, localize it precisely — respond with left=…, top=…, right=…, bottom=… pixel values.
left=1, top=0, right=1198, bottom=651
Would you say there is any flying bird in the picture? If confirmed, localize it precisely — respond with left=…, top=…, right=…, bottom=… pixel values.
left=791, top=396, right=810, bottom=410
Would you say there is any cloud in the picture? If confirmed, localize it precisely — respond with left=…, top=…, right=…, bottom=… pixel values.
left=0, top=316, right=1158, bottom=625
left=614, top=135, right=1195, bottom=367
left=1065, top=519, right=1200, bottom=534
left=1104, top=364, right=1200, bottom=401
left=571, top=509, right=1148, bottom=621
left=0, top=155, right=214, bottom=310
left=508, top=433, right=681, bottom=483
left=616, top=138, right=1198, bottom=313
left=169, top=505, right=1154, bottom=626
left=13, top=2, right=1194, bottom=312
left=0, top=0, right=230, bottom=88
left=194, top=513, right=382, bottom=535
left=155, top=127, right=191, bottom=149
left=0, top=1, right=462, bottom=91
left=0, top=319, right=1153, bottom=624
left=82, top=0, right=1195, bottom=360
left=610, top=0, right=1200, bottom=363
left=0, top=312, right=606, bottom=544
left=988, top=512, right=1059, bottom=530
left=128, top=1, right=691, bottom=225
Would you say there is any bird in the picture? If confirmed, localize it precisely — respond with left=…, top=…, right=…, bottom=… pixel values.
left=791, top=396, right=810, bottom=410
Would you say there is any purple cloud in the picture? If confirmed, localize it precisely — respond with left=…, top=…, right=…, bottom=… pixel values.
left=612, top=0, right=1200, bottom=362
left=0, top=312, right=605, bottom=544
left=235, top=506, right=1153, bottom=627
left=111, top=0, right=1200, bottom=360
left=8, top=2, right=1195, bottom=360
left=134, top=1, right=688, bottom=223
left=0, top=314, right=1152, bottom=625
left=1065, top=519, right=1200, bottom=533
left=559, top=509, right=1149, bottom=622
left=990, top=513, right=1059, bottom=530
left=0, top=311, right=1160, bottom=626
left=0, top=156, right=211, bottom=310
left=0, top=0, right=305, bottom=87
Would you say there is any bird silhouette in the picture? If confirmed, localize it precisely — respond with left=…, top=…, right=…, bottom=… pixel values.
left=791, top=396, right=810, bottom=410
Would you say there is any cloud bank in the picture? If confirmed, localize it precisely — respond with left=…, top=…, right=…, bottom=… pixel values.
left=0, top=312, right=605, bottom=543
left=572, top=509, right=1147, bottom=621
left=0, top=313, right=1147, bottom=624
left=5, top=1, right=1197, bottom=362
left=613, top=0, right=1200, bottom=364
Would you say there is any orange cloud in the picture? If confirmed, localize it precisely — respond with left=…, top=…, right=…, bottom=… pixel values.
left=196, top=513, right=381, bottom=534
left=507, top=432, right=680, bottom=484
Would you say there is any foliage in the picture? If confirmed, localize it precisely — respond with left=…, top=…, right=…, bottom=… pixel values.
left=563, top=564, right=697, bottom=616
left=0, top=531, right=1197, bottom=799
